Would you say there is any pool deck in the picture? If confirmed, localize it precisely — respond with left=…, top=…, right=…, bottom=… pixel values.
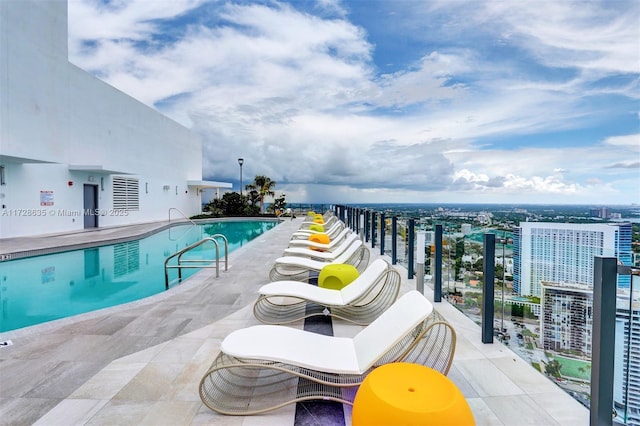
left=0, top=217, right=589, bottom=425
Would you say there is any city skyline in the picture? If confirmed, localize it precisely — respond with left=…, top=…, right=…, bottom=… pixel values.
left=67, top=0, right=640, bottom=205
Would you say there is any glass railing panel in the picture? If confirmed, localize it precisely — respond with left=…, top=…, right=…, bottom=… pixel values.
left=335, top=204, right=638, bottom=423
left=382, top=216, right=393, bottom=259
left=396, top=218, right=409, bottom=269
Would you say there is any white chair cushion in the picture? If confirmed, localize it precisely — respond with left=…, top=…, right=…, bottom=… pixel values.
left=221, top=325, right=360, bottom=374
left=258, top=280, right=344, bottom=306
left=353, top=291, right=433, bottom=371
left=223, top=291, right=433, bottom=375
left=339, top=259, right=388, bottom=304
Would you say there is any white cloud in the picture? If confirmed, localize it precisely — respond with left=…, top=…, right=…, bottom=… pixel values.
left=67, top=0, right=640, bottom=205
left=604, top=134, right=640, bottom=149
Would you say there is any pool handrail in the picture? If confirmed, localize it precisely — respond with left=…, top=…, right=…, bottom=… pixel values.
left=168, top=207, right=197, bottom=226
left=164, top=234, right=229, bottom=288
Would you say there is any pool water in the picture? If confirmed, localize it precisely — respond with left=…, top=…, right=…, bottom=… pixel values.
left=0, top=220, right=279, bottom=332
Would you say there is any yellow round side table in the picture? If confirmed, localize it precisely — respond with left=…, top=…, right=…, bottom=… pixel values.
left=308, top=233, right=330, bottom=251
left=352, top=362, right=475, bottom=426
left=318, top=264, right=359, bottom=290
left=308, top=224, right=325, bottom=233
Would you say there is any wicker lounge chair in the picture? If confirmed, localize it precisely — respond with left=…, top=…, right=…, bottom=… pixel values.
left=269, top=239, right=370, bottom=282
left=199, top=290, right=456, bottom=416
left=254, top=259, right=401, bottom=325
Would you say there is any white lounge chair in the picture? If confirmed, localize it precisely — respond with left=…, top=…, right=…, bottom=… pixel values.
left=199, top=290, right=456, bottom=415
left=269, top=238, right=370, bottom=282
left=282, top=232, right=359, bottom=260
left=290, top=220, right=345, bottom=240
left=299, top=214, right=338, bottom=229
left=287, top=227, right=353, bottom=250
left=254, top=259, right=401, bottom=325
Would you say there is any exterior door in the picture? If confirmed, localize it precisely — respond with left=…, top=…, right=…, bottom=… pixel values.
left=83, top=184, right=98, bottom=229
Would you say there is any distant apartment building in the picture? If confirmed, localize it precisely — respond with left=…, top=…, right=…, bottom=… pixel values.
left=513, top=222, right=633, bottom=296
left=539, top=282, right=640, bottom=425
left=615, top=295, right=640, bottom=426
left=476, top=213, right=492, bottom=225
left=0, top=0, right=230, bottom=238
left=497, top=256, right=514, bottom=276
left=461, top=223, right=472, bottom=235
left=540, top=281, right=593, bottom=357
left=590, top=207, right=611, bottom=219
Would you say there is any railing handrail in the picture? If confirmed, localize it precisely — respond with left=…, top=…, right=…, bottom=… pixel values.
left=168, top=207, right=197, bottom=226
left=164, top=234, right=229, bottom=288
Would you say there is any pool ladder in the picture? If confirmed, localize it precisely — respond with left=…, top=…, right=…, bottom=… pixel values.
left=164, top=234, right=229, bottom=289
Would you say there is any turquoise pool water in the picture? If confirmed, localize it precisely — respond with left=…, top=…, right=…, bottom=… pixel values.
left=0, top=220, right=279, bottom=332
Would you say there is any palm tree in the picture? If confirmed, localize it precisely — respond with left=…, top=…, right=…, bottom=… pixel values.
left=544, top=359, right=563, bottom=378
left=246, top=175, right=276, bottom=213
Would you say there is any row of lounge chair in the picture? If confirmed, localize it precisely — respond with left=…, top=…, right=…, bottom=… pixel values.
left=269, top=227, right=370, bottom=281
left=198, top=212, right=457, bottom=416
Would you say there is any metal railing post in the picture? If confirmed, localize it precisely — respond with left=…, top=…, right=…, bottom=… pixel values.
left=352, top=207, right=355, bottom=228
left=391, top=216, right=397, bottom=265
left=364, top=211, right=370, bottom=242
left=590, top=256, right=618, bottom=426
left=407, top=218, right=415, bottom=279
left=380, top=213, right=386, bottom=255
left=434, top=224, right=443, bottom=302
left=371, top=212, right=377, bottom=248
left=482, top=233, right=495, bottom=343
left=353, top=208, right=358, bottom=232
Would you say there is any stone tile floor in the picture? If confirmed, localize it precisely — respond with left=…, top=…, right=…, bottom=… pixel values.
left=0, top=217, right=589, bottom=425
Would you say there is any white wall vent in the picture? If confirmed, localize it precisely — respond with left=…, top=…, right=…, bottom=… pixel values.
left=113, top=177, right=139, bottom=211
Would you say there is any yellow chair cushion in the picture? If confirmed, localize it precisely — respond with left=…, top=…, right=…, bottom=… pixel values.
left=352, top=363, right=475, bottom=426
left=318, top=264, right=359, bottom=290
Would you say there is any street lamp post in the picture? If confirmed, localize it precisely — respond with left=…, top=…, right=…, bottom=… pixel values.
left=237, top=158, right=244, bottom=196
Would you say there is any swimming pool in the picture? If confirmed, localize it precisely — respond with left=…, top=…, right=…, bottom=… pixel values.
left=0, top=220, right=279, bottom=332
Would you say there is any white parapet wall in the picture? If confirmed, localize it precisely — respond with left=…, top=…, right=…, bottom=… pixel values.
left=0, top=0, right=224, bottom=238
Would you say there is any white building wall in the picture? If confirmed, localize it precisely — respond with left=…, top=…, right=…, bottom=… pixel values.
left=0, top=0, right=213, bottom=238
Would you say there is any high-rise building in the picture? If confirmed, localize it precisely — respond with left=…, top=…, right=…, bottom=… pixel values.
left=615, top=294, right=640, bottom=426
left=540, top=281, right=593, bottom=357
left=589, top=207, right=612, bottom=219
left=538, top=283, right=639, bottom=424
left=513, top=222, right=632, bottom=296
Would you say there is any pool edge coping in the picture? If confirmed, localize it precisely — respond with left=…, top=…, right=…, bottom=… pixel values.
left=0, top=217, right=285, bottom=339
left=0, top=217, right=283, bottom=261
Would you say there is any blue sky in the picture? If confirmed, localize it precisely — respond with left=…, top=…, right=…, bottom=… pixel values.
left=67, top=0, right=639, bottom=205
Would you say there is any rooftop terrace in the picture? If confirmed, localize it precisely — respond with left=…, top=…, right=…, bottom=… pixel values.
left=0, top=217, right=589, bottom=425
